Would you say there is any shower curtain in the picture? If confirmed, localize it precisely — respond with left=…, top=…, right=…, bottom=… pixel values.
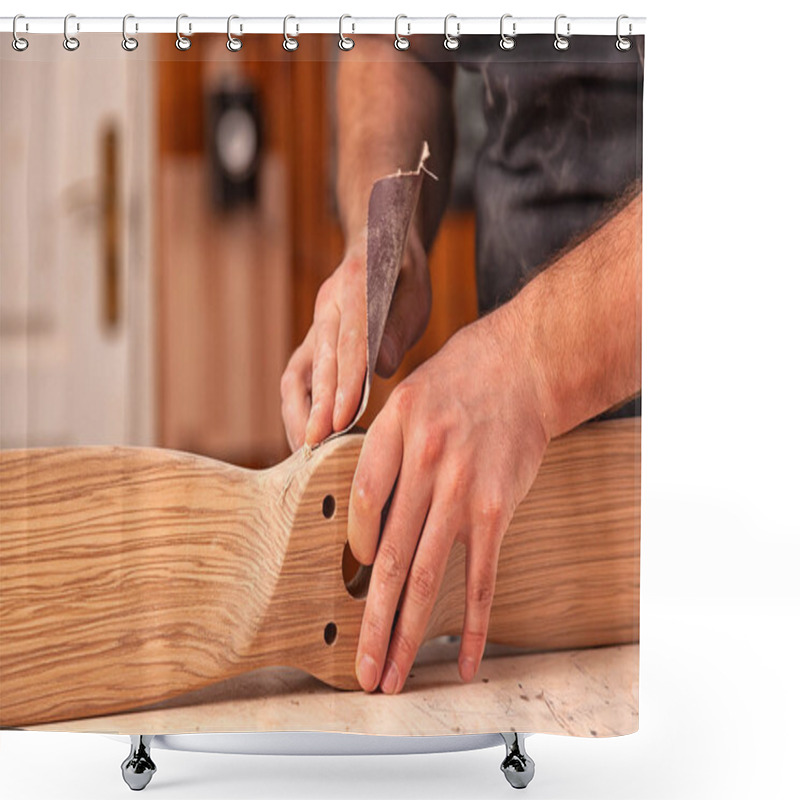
left=0, top=23, right=643, bottom=744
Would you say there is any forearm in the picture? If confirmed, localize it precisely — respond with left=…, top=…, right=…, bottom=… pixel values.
left=336, top=36, right=455, bottom=252
left=496, top=191, right=643, bottom=441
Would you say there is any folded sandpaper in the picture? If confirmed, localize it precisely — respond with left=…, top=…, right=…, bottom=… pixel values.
left=330, top=142, right=434, bottom=440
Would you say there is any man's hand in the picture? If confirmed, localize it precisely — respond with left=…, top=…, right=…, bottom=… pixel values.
left=348, top=304, right=550, bottom=694
left=348, top=190, right=642, bottom=694
left=280, top=229, right=431, bottom=451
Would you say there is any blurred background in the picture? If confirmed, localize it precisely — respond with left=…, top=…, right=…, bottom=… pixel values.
left=0, top=34, right=483, bottom=467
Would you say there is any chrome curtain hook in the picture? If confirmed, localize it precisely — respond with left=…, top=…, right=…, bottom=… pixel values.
left=122, top=14, right=139, bottom=51
left=499, top=14, right=516, bottom=50
left=63, top=13, right=80, bottom=51
left=283, top=15, right=298, bottom=51
left=443, top=14, right=460, bottom=51
left=227, top=15, right=243, bottom=51
left=616, top=14, right=632, bottom=51
left=176, top=14, right=192, bottom=51
left=339, top=14, right=355, bottom=50
left=394, top=15, right=410, bottom=50
left=12, top=14, right=29, bottom=52
left=554, top=14, right=570, bottom=51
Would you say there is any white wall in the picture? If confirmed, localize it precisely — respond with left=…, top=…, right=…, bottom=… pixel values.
left=1, top=2, right=798, bottom=799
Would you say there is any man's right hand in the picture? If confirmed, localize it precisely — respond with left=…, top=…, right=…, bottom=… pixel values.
left=280, top=229, right=431, bottom=451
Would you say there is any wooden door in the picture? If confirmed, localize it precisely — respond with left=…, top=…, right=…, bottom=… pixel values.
left=0, top=35, right=154, bottom=448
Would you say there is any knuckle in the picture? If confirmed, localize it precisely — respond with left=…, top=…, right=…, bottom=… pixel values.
left=375, top=540, right=407, bottom=584
left=461, top=625, right=487, bottom=650
left=417, top=426, right=445, bottom=468
left=316, top=337, right=336, bottom=364
left=468, top=577, right=495, bottom=610
left=390, top=628, right=418, bottom=661
left=362, top=613, right=386, bottom=641
left=391, top=382, right=416, bottom=417
left=408, top=563, right=438, bottom=605
left=339, top=325, right=362, bottom=351
left=341, top=254, right=363, bottom=282
left=477, top=494, right=507, bottom=532
left=446, top=461, right=469, bottom=495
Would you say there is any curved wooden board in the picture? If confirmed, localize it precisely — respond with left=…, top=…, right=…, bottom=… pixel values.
left=0, top=418, right=639, bottom=726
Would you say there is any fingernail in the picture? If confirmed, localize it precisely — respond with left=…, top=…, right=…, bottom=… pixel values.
left=357, top=654, right=378, bottom=692
left=460, top=657, right=476, bottom=683
left=381, top=660, right=400, bottom=694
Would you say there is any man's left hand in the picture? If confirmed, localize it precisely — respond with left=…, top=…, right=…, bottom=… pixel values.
left=347, top=304, right=550, bottom=694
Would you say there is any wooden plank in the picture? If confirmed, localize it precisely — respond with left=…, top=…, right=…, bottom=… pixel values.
left=0, top=418, right=639, bottom=727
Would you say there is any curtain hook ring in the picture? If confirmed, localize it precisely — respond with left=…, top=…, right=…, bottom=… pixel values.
left=339, top=14, right=355, bottom=50
left=616, top=15, right=632, bottom=51
left=176, top=14, right=192, bottom=50
left=63, top=13, right=80, bottom=51
left=554, top=14, right=570, bottom=51
left=394, top=15, right=410, bottom=50
left=122, top=14, right=139, bottom=51
left=443, top=14, right=460, bottom=51
left=227, top=15, right=243, bottom=51
left=12, top=14, right=29, bottom=52
left=283, top=15, right=298, bottom=51
left=499, top=14, right=516, bottom=50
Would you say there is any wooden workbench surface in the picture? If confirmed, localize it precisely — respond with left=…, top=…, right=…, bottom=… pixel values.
left=24, top=642, right=638, bottom=738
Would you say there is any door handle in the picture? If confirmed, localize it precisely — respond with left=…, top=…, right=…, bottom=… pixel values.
left=101, top=125, right=120, bottom=329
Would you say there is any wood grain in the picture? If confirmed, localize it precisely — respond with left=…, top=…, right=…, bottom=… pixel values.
left=0, top=418, right=639, bottom=727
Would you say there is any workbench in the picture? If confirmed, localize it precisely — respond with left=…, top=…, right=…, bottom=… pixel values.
left=26, top=641, right=638, bottom=737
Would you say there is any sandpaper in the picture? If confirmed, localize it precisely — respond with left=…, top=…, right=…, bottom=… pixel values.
left=330, top=142, right=434, bottom=440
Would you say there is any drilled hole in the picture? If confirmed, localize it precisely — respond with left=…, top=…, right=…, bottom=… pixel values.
left=324, top=622, right=338, bottom=645
left=322, top=494, right=336, bottom=519
left=342, top=540, right=372, bottom=599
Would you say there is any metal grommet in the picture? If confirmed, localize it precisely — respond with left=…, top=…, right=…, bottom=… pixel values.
left=394, top=15, right=410, bottom=50
left=616, top=15, right=632, bottom=51
left=443, top=14, right=460, bottom=51
left=554, top=14, right=570, bottom=51
left=63, top=13, right=80, bottom=51
left=283, top=15, right=298, bottom=51
left=339, top=14, right=354, bottom=51
left=12, top=14, right=29, bottom=52
left=227, top=15, right=243, bottom=52
left=176, top=14, right=192, bottom=51
left=499, top=14, right=515, bottom=50
left=122, top=14, right=138, bottom=51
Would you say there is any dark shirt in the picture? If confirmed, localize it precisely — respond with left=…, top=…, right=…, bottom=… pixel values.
left=455, top=35, right=644, bottom=418
left=455, top=35, right=644, bottom=313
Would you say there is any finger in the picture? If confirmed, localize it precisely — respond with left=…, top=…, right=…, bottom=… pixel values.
left=353, top=455, right=431, bottom=693
left=458, top=521, right=503, bottom=683
left=280, top=332, right=314, bottom=451
left=348, top=408, right=403, bottom=567
left=305, top=312, right=340, bottom=446
left=379, top=496, right=458, bottom=694
left=375, top=269, right=430, bottom=378
left=333, top=285, right=367, bottom=432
